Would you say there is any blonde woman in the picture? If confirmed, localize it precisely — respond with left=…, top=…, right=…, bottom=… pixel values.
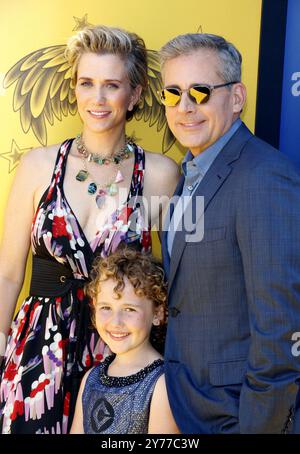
left=0, top=25, right=179, bottom=434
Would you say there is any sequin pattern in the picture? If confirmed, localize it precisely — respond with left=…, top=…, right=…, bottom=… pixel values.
left=82, top=355, right=164, bottom=434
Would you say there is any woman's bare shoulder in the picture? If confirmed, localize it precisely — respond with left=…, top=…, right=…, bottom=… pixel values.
left=22, top=143, right=61, bottom=165
left=19, top=143, right=63, bottom=183
left=143, top=150, right=180, bottom=198
left=144, top=150, right=180, bottom=176
left=144, top=149, right=178, bottom=165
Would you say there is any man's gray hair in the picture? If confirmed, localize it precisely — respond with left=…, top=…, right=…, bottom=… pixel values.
left=160, top=33, right=242, bottom=83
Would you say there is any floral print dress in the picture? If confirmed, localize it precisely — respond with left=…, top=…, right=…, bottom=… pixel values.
left=0, top=139, right=151, bottom=434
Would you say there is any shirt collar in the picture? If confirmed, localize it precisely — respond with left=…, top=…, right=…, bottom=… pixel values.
left=182, top=118, right=242, bottom=176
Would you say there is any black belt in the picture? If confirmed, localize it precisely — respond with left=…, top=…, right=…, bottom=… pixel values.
left=29, top=255, right=94, bottom=430
left=30, top=256, right=86, bottom=296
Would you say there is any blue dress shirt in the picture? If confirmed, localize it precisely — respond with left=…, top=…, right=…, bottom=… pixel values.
left=167, top=119, right=242, bottom=256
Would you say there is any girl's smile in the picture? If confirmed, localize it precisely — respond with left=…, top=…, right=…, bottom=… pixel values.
left=94, top=277, right=159, bottom=360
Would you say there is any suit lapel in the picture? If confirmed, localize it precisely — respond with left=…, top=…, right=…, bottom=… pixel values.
left=162, top=174, right=184, bottom=277
left=167, top=123, right=253, bottom=292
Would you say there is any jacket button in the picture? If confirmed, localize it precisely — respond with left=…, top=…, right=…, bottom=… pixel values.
left=169, top=307, right=181, bottom=317
left=60, top=275, right=66, bottom=283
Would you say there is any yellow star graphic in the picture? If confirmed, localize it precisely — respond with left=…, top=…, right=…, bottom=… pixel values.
left=73, top=14, right=93, bottom=31
left=0, top=140, right=32, bottom=173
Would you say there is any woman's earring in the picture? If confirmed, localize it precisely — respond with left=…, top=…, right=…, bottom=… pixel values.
left=153, top=318, right=160, bottom=326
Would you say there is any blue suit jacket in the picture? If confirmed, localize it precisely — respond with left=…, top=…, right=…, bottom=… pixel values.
left=162, top=123, right=300, bottom=434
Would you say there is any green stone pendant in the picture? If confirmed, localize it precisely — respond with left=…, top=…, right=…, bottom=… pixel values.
left=76, top=169, right=89, bottom=182
left=88, top=182, right=97, bottom=194
left=108, top=183, right=118, bottom=196
left=92, top=156, right=103, bottom=165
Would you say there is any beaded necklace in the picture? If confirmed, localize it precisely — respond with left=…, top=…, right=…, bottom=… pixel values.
left=75, top=134, right=135, bottom=209
left=99, top=355, right=164, bottom=388
left=76, top=133, right=133, bottom=164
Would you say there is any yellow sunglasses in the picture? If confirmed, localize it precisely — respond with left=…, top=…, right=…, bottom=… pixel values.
left=158, top=82, right=238, bottom=107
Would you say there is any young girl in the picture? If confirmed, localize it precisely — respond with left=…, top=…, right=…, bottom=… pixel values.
left=70, top=248, right=179, bottom=434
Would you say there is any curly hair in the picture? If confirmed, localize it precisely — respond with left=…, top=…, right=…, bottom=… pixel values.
left=85, top=248, right=168, bottom=353
left=65, top=25, right=148, bottom=121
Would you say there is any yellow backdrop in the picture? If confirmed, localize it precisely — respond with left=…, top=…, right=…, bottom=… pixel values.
left=0, top=0, right=262, bottom=309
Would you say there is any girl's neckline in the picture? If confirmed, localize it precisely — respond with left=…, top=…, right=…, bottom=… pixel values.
left=99, top=354, right=164, bottom=388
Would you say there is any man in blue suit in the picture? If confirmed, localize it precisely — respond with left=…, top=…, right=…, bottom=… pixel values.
left=159, top=33, right=300, bottom=433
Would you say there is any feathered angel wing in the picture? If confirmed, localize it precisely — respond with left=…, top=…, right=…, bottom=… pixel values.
left=135, top=50, right=175, bottom=153
left=4, top=46, right=175, bottom=152
left=3, top=45, right=77, bottom=146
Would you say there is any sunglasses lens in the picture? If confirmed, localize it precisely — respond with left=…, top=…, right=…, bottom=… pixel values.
left=160, top=85, right=211, bottom=106
left=189, top=86, right=210, bottom=104
left=161, top=88, right=181, bottom=106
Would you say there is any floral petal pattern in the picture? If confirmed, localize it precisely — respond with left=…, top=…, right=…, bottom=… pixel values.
left=0, top=139, right=150, bottom=434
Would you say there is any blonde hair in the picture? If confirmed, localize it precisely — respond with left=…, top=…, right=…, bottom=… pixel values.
left=65, top=25, right=148, bottom=120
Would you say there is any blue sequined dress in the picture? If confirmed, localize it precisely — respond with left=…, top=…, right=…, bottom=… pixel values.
left=82, top=355, right=164, bottom=434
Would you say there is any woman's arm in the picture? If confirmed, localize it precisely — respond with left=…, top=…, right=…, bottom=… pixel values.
left=148, top=374, right=180, bottom=434
left=0, top=149, right=44, bottom=362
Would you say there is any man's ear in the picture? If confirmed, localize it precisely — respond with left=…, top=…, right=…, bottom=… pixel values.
left=232, top=82, right=247, bottom=114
